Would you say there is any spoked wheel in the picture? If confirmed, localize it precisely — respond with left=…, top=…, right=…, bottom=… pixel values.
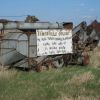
left=34, top=57, right=64, bottom=72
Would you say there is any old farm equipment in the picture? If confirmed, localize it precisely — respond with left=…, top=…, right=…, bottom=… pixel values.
left=63, top=21, right=90, bottom=65
left=70, top=20, right=100, bottom=65
left=0, top=16, right=99, bottom=71
left=0, top=18, right=73, bottom=71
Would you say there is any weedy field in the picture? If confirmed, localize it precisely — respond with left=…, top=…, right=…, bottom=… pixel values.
left=0, top=65, right=100, bottom=100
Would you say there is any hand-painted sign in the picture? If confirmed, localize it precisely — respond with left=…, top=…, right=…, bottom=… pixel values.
left=36, top=29, right=72, bottom=56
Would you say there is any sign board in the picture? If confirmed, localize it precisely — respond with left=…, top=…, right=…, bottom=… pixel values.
left=36, top=29, right=72, bottom=56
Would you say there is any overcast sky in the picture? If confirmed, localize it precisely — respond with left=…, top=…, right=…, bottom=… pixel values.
left=0, top=0, right=100, bottom=25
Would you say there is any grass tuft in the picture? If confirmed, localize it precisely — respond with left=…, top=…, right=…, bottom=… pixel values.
left=67, top=71, right=94, bottom=85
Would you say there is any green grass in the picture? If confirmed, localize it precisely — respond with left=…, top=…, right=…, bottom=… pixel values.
left=0, top=66, right=100, bottom=100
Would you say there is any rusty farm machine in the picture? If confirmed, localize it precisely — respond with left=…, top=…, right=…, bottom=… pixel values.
left=0, top=16, right=100, bottom=71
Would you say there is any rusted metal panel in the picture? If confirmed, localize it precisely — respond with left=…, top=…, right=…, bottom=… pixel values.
left=30, top=34, right=37, bottom=45
left=17, top=40, right=28, bottom=57
left=0, top=22, right=64, bottom=30
left=4, top=22, right=17, bottom=30
left=13, top=59, right=29, bottom=68
left=0, top=49, right=25, bottom=66
left=73, top=21, right=87, bottom=35
left=29, top=34, right=37, bottom=57
left=16, top=33, right=28, bottom=57
left=63, top=22, right=73, bottom=29
left=0, top=23, right=3, bottom=30
left=29, top=46, right=37, bottom=57
left=0, top=32, right=26, bottom=66
left=18, top=22, right=63, bottom=29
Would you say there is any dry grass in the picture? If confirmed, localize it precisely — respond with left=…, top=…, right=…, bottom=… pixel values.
left=57, top=94, right=73, bottom=100
left=67, top=71, right=94, bottom=85
left=0, top=67, right=17, bottom=79
left=77, top=95, right=99, bottom=100
left=0, top=66, right=99, bottom=100
left=57, top=94, right=99, bottom=100
left=90, top=47, right=100, bottom=68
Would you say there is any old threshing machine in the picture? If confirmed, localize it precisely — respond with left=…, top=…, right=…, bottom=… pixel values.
left=0, top=16, right=99, bottom=71
left=0, top=16, right=73, bottom=71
